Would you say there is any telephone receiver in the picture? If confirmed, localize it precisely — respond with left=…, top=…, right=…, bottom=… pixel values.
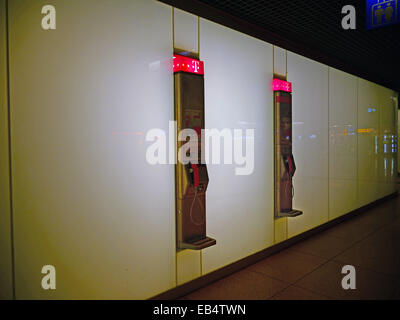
left=187, top=162, right=200, bottom=187
left=282, top=154, right=296, bottom=177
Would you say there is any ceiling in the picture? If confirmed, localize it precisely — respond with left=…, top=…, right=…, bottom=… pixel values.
left=161, top=0, right=400, bottom=92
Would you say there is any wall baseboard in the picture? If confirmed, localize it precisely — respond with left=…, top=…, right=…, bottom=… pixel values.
left=150, top=191, right=398, bottom=300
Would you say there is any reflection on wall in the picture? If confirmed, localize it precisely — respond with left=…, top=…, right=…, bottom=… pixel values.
left=287, top=53, right=329, bottom=237
left=8, top=0, right=175, bottom=299
left=200, top=18, right=275, bottom=275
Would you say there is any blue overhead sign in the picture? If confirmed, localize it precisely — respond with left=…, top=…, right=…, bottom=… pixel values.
left=366, top=0, right=400, bottom=29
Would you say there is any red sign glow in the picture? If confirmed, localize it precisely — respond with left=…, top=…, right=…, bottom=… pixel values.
left=272, top=79, right=292, bottom=93
left=173, top=54, right=204, bottom=75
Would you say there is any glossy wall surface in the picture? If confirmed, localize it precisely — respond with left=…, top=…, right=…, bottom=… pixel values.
left=200, top=19, right=275, bottom=274
left=357, top=79, right=397, bottom=208
left=1, top=0, right=398, bottom=299
left=328, top=68, right=358, bottom=220
left=288, top=53, right=329, bottom=237
left=7, top=0, right=175, bottom=299
left=377, top=85, right=397, bottom=197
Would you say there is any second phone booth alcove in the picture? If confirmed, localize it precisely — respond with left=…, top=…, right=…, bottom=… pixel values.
left=273, top=77, right=303, bottom=218
left=173, top=53, right=216, bottom=250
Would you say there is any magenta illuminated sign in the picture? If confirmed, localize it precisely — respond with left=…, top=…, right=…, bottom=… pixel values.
left=173, top=54, right=204, bottom=75
left=272, top=79, right=292, bottom=93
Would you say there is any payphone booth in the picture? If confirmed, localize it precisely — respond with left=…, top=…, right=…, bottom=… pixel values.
left=273, top=78, right=303, bottom=218
left=173, top=54, right=216, bottom=250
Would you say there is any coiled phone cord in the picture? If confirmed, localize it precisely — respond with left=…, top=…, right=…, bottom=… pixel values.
left=189, top=188, right=205, bottom=226
left=284, top=171, right=295, bottom=199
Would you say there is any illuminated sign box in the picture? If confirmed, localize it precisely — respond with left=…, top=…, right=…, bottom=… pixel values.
left=366, top=0, right=400, bottom=29
left=173, top=54, right=204, bottom=75
left=272, top=79, right=292, bottom=93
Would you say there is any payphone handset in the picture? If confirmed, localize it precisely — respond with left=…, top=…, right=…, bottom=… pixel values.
left=191, top=163, right=200, bottom=187
left=183, top=108, right=208, bottom=192
left=186, top=162, right=207, bottom=190
left=282, top=154, right=296, bottom=178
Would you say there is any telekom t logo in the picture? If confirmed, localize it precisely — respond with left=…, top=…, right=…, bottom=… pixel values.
left=173, top=55, right=204, bottom=74
left=192, top=60, right=200, bottom=73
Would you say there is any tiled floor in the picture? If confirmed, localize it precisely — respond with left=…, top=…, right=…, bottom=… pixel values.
left=181, top=194, right=400, bottom=300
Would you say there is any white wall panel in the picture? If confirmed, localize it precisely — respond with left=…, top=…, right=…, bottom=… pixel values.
left=378, top=86, right=397, bottom=197
left=273, top=46, right=287, bottom=77
left=328, top=68, right=358, bottom=220
left=287, top=53, right=329, bottom=237
left=9, top=0, right=175, bottom=299
left=200, top=19, right=274, bottom=273
left=174, top=8, right=198, bottom=54
left=176, top=249, right=201, bottom=285
left=357, top=78, right=380, bottom=207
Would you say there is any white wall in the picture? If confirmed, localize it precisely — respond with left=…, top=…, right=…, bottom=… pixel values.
left=377, top=85, right=397, bottom=197
left=356, top=79, right=397, bottom=206
left=8, top=0, right=175, bottom=299
left=357, top=78, right=380, bottom=207
left=328, top=68, right=358, bottom=220
left=0, top=0, right=14, bottom=300
left=200, top=19, right=275, bottom=274
left=287, top=53, right=329, bottom=237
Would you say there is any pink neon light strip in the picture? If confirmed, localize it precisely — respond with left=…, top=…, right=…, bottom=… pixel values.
left=173, top=54, right=204, bottom=75
left=272, top=79, right=292, bottom=92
